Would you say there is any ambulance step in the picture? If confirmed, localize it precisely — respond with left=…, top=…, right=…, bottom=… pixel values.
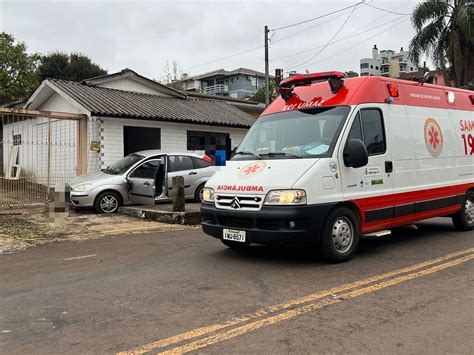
left=363, top=230, right=392, bottom=238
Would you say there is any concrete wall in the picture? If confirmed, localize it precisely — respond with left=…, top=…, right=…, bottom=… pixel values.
left=99, top=117, right=248, bottom=168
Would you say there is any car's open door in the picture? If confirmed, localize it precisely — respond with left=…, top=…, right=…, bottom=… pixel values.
left=128, top=156, right=167, bottom=205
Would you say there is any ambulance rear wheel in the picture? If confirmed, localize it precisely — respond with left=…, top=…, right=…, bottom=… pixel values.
left=452, top=192, right=474, bottom=231
left=320, top=206, right=360, bottom=263
left=221, top=239, right=250, bottom=249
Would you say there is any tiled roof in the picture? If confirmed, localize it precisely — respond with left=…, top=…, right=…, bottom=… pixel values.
left=49, top=79, right=255, bottom=128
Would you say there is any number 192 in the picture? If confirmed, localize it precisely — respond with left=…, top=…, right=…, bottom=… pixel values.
left=461, top=134, right=474, bottom=155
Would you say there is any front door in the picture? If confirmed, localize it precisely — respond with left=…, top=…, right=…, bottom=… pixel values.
left=338, top=106, right=395, bottom=227
left=128, top=156, right=166, bottom=205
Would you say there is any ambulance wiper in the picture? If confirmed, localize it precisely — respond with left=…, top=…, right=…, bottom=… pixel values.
left=234, top=151, right=262, bottom=159
left=261, top=152, right=302, bottom=159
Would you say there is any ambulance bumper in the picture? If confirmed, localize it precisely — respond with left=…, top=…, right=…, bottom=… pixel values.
left=201, top=203, right=336, bottom=245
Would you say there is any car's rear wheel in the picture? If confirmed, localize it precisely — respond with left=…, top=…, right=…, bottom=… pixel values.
left=320, top=206, right=360, bottom=263
left=194, top=183, right=205, bottom=203
left=94, top=191, right=121, bottom=214
left=452, top=192, right=474, bottom=231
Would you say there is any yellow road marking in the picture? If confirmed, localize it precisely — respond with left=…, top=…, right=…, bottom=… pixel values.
left=119, top=247, right=474, bottom=355
left=160, top=253, right=474, bottom=354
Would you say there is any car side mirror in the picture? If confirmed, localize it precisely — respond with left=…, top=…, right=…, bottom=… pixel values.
left=344, top=139, right=368, bottom=168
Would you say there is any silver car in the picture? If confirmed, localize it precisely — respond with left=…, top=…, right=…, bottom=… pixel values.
left=69, top=151, right=217, bottom=213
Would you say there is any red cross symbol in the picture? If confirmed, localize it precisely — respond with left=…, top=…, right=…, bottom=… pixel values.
left=243, top=164, right=260, bottom=175
left=428, top=126, right=440, bottom=148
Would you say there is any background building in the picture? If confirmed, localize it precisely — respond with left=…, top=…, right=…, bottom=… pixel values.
left=360, top=45, right=418, bottom=78
left=183, top=68, right=271, bottom=99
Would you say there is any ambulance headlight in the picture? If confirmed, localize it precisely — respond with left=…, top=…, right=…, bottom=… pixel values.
left=264, top=190, right=306, bottom=205
left=202, top=187, right=215, bottom=203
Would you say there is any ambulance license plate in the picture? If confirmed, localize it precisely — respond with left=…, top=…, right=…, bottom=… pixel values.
left=223, top=229, right=246, bottom=242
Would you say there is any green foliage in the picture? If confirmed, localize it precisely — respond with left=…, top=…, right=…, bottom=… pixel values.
left=249, top=79, right=278, bottom=103
left=38, top=51, right=107, bottom=82
left=0, top=32, right=39, bottom=105
left=344, top=71, right=359, bottom=78
left=409, top=0, right=474, bottom=88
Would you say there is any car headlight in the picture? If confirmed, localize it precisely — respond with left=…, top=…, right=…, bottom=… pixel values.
left=264, top=190, right=306, bottom=205
left=72, top=183, right=92, bottom=192
left=202, top=187, right=215, bottom=203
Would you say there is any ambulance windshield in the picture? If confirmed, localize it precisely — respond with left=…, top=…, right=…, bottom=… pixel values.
left=234, top=106, right=350, bottom=160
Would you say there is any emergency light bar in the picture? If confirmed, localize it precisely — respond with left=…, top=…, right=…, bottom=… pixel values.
left=279, top=71, right=345, bottom=100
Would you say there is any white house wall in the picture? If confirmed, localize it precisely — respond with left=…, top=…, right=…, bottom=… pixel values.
left=96, top=78, right=169, bottom=96
left=2, top=116, right=78, bottom=187
left=98, top=117, right=248, bottom=168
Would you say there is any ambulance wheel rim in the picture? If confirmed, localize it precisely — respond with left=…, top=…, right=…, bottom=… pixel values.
left=332, top=217, right=353, bottom=253
left=465, top=199, right=473, bottom=225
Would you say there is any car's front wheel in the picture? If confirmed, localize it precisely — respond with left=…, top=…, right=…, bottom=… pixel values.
left=94, top=191, right=122, bottom=213
left=194, top=183, right=205, bottom=203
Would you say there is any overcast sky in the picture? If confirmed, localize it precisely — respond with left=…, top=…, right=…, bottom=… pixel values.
left=1, top=0, right=427, bottom=80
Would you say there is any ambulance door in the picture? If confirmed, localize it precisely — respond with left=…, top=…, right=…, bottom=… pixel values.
left=338, top=106, right=395, bottom=223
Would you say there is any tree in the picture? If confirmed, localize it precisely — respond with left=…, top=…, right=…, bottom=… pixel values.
left=37, top=52, right=107, bottom=82
left=409, top=0, right=474, bottom=88
left=344, top=71, right=359, bottom=78
left=249, top=79, right=278, bottom=103
left=161, top=60, right=186, bottom=90
left=0, top=32, right=39, bottom=105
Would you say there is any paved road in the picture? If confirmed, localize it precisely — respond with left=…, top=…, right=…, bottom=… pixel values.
left=1, top=218, right=473, bottom=354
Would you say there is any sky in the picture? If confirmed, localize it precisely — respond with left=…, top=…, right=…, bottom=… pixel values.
left=0, top=0, right=427, bottom=81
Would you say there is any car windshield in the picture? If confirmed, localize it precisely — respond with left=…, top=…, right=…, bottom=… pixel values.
left=233, top=106, right=350, bottom=160
left=103, top=153, right=144, bottom=175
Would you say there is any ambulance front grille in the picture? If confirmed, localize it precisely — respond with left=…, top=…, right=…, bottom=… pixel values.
left=215, top=194, right=264, bottom=211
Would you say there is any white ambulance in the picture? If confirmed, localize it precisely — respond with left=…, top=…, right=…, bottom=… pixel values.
left=201, top=72, right=474, bottom=262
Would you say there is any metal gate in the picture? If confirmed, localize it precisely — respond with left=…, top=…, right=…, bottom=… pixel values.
left=0, top=108, right=87, bottom=207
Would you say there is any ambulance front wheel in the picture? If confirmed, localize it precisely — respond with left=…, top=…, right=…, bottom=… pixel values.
left=452, top=192, right=474, bottom=231
left=320, top=206, right=360, bottom=263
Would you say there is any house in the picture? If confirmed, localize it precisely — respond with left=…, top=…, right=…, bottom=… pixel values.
left=360, top=45, right=418, bottom=77
left=183, top=68, right=272, bottom=99
left=3, top=69, right=257, bottom=185
left=398, top=68, right=452, bottom=86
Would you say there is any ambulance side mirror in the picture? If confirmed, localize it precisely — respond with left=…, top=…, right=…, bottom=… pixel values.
left=344, top=139, right=368, bottom=168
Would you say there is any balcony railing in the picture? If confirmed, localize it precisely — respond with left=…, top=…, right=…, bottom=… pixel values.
left=204, top=84, right=229, bottom=95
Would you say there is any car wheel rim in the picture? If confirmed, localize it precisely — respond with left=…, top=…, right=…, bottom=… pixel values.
left=199, top=188, right=204, bottom=202
left=465, top=199, right=474, bottom=225
left=332, top=217, right=353, bottom=254
left=100, top=195, right=118, bottom=213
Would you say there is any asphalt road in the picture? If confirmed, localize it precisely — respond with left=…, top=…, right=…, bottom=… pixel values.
left=1, top=218, right=473, bottom=354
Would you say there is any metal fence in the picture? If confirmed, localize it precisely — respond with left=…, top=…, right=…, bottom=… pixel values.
left=0, top=108, right=87, bottom=207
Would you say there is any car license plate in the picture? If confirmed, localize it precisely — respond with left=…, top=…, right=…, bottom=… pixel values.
left=223, top=229, right=246, bottom=242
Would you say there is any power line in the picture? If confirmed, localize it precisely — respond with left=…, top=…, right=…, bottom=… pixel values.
left=286, top=3, right=359, bottom=71
left=365, top=2, right=411, bottom=16
left=269, top=1, right=365, bottom=31
left=271, top=14, right=408, bottom=63
left=285, top=16, right=410, bottom=72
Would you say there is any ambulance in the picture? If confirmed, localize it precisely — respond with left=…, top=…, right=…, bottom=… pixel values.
left=201, top=72, right=474, bottom=262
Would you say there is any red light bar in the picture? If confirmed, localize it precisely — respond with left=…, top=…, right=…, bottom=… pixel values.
left=278, top=71, right=345, bottom=100
left=280, top=71, right=344, bottom=88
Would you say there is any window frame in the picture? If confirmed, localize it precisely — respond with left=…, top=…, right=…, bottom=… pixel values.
left=348, top=108, right=387, bottom=157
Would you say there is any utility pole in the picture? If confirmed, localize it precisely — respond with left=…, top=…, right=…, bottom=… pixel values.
left=264, top=25, right=269, bottom=106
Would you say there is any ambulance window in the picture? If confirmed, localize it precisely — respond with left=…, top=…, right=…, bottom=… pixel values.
left=361, top=109, right=386, bottom=155
left=348, top=113, right=363, bottom=141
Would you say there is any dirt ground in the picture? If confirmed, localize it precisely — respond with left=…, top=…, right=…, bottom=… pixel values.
left=0, top=206, right=195, bottom=253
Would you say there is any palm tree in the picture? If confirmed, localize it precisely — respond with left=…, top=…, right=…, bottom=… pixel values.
left=409, top=0, right=473, bottom=88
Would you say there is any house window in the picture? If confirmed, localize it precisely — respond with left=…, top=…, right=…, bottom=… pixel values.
left=360, top=63, right=369, bottom=69
left=123, top=126, right=161, bottom=156
left=360, top=72, right=369, bottom=76
left=187, top=130, right=231, bottom=158
left=13, top=134, right=21, bottom=146
left=370, top=65, right=374, bottom=69
left=375, top=66, right=379, bottom=70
